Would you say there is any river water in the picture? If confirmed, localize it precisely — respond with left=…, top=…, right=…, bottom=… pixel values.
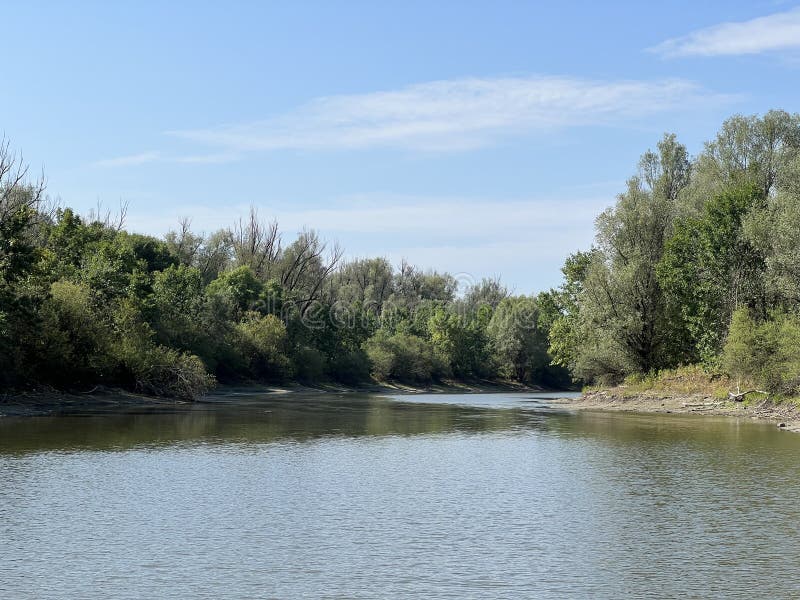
left=1, top=392, right=799, bottom=599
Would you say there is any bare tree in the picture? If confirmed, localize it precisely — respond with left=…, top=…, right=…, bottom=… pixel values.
left=0, top=136, right=45, bottom=221
left=85, top=199, right=129, bottom=231
left=165, top=217, right=204, bottom=266
left=280, top=229, right=344, bottom=314
left=229, top=206, right=281, bottom=278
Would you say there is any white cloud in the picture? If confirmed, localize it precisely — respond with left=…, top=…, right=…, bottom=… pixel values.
left=166, top=76, right=732, bottom=153
left=651, top=7, right=800, bottom=58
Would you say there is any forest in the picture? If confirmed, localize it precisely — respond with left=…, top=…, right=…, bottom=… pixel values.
left=0, top=141, right=568, bottom=398
left=3, top=109, right=799, bottom=401
left=549, top=109, right=800, bottom=399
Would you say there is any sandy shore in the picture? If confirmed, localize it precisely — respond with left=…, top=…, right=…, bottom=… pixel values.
left=550, top=389, right=800, bottom=432
left=0, top=379, right=549, bottom=418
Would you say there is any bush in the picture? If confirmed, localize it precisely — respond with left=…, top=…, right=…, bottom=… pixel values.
left=328, top=349, right=372, bottom=384
left=109, top=298, right=215, bottom=399
left=235, top=312, right=291, bottom=381
left=38, top=280, right=110, bottom=385
left=292, top=346, right=327, bottom=381
left=723, top=308, right=800, bottom=396
left=129, top=345, right=215, bottom=400
left=364, top=331, right=442, bottom=383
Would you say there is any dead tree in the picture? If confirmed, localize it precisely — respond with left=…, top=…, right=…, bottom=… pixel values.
left=229, top=206, right=281, bottom=279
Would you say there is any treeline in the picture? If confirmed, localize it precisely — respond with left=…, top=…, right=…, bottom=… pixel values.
left=0, top=143, right=569, bottom=398
left=548, top=110, right=800, bottom=398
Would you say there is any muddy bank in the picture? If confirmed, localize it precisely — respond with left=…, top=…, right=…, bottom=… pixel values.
left=0, top=379, right=551, bottom=418
left=550, top=389, right=800, bottom=433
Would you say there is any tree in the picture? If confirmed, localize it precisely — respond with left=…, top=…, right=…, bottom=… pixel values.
left=229, top=207, right=281, bottom=279
left=686, top=110, right=800, bottom=210
left=658, top=185, right=766, bottom=362
left=334, top=257, right=394, bottom=315
left=487, top=297, right=550, bottom=383
left=206, top=266, right=264, bottom=315
left=555, top=134, right=690, bottom=381
left=0, top=140, right=45, bottom=387
left=151, top=264, right=206, bottom=351
left=723, top=308, right=800, bottom=396
left=461, top=277, right=508, bottom=313
left=428, top=307, right=493, bottom=378
left=279, top=229, right=342, bottom=316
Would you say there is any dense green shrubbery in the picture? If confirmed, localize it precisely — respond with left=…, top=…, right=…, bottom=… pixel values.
left=364, top=330, right=443, bottom=383
left=723, top=308, right=800, bottom=397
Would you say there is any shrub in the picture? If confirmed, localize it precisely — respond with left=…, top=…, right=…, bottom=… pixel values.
left=292, top=346, right=327, bottom=381
left=723, top=308, right=800, bottom=396
left=129, top=345, right=215, bottom=400
left=109, top=298, right=215, bottom=399
left=364, top=330, right=441, bottom=383
left=328, top=349, right=372, bottom=384
left=235, top=312, right=291, bottom=381
left=38, top=279, right=110, bottom=384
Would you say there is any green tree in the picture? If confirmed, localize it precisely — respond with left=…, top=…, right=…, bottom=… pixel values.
left=658, top=185, right=766, bottom=362
left=554, top=135, right=690, bottom=381
left=206, top=266, right=264, bottom=315
left=487, top=297, right=550, bottom=383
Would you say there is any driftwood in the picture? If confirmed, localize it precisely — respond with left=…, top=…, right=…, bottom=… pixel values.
left=681, top=401, right=727, bottom=412
left=728, top=389, right=769, bottom=402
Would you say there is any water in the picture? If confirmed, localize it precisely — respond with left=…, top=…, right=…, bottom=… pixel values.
left=1, top=392, right=799, bottom=599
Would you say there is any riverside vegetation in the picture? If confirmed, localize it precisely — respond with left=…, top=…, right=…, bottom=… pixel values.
left=4, top=110, right=800, bottom=404
left=550, top=109, right=800, bottom=406
left=0, top=140, right=569, bottom=399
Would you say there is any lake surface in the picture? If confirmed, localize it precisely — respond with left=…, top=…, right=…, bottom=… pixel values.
left=1, top=391, right=799, bottom=599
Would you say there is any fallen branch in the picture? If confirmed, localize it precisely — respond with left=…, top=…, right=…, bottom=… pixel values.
left=728, top=389, right=769, bottom=402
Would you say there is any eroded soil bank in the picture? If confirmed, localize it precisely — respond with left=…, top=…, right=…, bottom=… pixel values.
left=551, top=389, right=800, bottom=433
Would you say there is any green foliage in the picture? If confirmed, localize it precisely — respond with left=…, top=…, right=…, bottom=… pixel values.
left=658, top=185, right=766, bottom=362
left=150, top=264, right=205, bottom=350
left=428, top=307, right=491, bottom=378
left=364, top=330, right=442, bottom=383
left=549, top=115, right=800, bottom=387
left=291, top=346, right=327, bottom=382
left=38, top=280, right=110, bottom=384
left=723, top=308, right=800, bottom=396
left=235, top=312, right=291, bottom=381
left=550, top=134, right=692, bottom=383
left=327, top=349, right=372, bottom=384
left=127, top=345, right=214, bottom=400
left=18, top=113, right=800, bottom=398
left=487, top=296, right=569, bottom=386
left=206, top=266, right=263, bottom=314
left=107, top=298, right=214, bottom=399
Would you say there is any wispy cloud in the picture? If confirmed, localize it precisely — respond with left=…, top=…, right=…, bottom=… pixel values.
left=651, top=7, right=800, bottom=58
left=93, top=151, right=162, bottom=168
left=164, top=76, right=732, bottom=154
left=94, top=151, right=238, bottom=168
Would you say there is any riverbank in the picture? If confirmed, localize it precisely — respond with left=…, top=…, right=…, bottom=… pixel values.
left=0, top=379, right=550, bottom=417
left=550, top=388, right=800, bottom=432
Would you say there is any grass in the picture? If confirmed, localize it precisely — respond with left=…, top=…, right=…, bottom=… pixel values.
left=585, top=365, right=732, bottom=400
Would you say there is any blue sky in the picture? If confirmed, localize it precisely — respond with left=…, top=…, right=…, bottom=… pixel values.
left=4, top=0, right=800, bottom=292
